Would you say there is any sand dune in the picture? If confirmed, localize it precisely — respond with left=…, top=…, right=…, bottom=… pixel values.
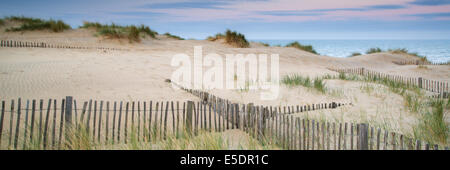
left=0, top=30, right=449, bottom=140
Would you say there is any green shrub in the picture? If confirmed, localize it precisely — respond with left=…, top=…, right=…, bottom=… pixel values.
left=285, top=41, right=318, bottom=54
left=5, top=16, right=70, bottom=32
left=366, top=47, right=383, bottom=54
left=0, top=19, right=4, bottom=26
left=164, top=32, right=184, bottom=40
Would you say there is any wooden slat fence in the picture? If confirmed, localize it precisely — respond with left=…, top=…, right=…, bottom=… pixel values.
left=328, top=67, right=449, bottom=98
left=0, top=39, right=128, bottom=51
left=393, top=60, right=449, bottom=66
left=0, top=96, right=448, bottom=150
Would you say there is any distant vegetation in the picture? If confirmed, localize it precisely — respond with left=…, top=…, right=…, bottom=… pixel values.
left=366, top=47, right=383, bottom=54
left=365, top=47, right=430, bottom=62
left=80, top=21, right=158, bottom=42
left=349, top=52, right=362, bottom=57
left=0, top=18, right=4, bottom=26
left=285, top=41, right=318, bottom=54
left=388, top=48, right=429, bottom=62
left=3, top=16, right=70, bottom=32
left=206, top=33, right=225, bottom=41
left=261, top=42, right=270, bottom=47
left=164, top=32, right=184, bottom=40
left=207, top=29, right=249, bottom=48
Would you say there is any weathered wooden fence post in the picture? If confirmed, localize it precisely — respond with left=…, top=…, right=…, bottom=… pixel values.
left=186, top=101, right=194, bottom=136
left=418, top=77, right=423, bottom=88
left=65, top=96, right=73, bottom=145
left=358, top=123, right=369, bottom=150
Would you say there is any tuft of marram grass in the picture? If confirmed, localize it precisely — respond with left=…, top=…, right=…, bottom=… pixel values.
left=207, top=30, right=249, bottom=48
left=282, top=74, right=326, bottom=93
left=206, top=33, right=224, bottom=41
left=366, top=47, right=383, bottom=54
left=387, top=48, right=430, bottom=63
left=285, top=41, right=318, bottom=54
left=348, top=52, right=362, bottom=57
left=224, top=29, right=249, bottom=48
left=261, top=42, right=270, bottom=47
left=164, top=32, right=184, bottom=40
left=4, top=16, right=70, bottom=32
left=81, top=21, right=158, bottom=42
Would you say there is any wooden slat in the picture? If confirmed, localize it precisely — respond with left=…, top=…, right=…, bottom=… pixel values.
left=58, top=99, right=65, bottom=149
left=51, top=100, right=57, bottom=148
left=0, top=101, right=4, bottom=148
left=154, top=102, right=159, bottom=139
left=38, top=99, right=43, bottom=147
left=137, top=101, right=141, bottom=142
left=30, top=100, right=36, bottom=146
left=143, top=101, right=147, bottom=141
left=171, top=101, right=175, bottom=135
left=117, top=101, right=123, bottom=143
left=105, top=101, right=110, bottom=144
left=124, top=102, right=129, bottom=143
left=43, top=99, right=51, bottom=149
left=376, top=128, right=381, bottom=150
left=149, top=101, right=153, bottom=141
left=9, top=99, right=14, bottom=148
left=86, top=100, right=92, bottom=132
left=164, top=101, right=169, bottom=139
left=98, top=101, right=103, bottom=143
left=177, top=101, right=180, bottom=136
left=112, top=102, right=117, bottom=144
left=22, top=100, right=29, bottom=149
left=13, top=98, right=21, bottom=149
left=92, top=101, right=97, bottom=141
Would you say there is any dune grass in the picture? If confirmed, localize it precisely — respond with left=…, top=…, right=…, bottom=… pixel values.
left=335, top=71, right=449, bottom=145
left=207, top=30, right=249, bottom=48
left=414, top=99, right=449, bottom=145
left=282, top=74, right=326, bottom=93
left=164, top=32, right=184, bottom=40
left=366, top=47, right=383, bottom=54
left=285, top=41, right=318, bottom=54
left=261, top=42, right=270, bottom=47
left=4, top=16, right=70, bottom=32
left=81, top=21, right=157, bottom=42
left=206, top=33, right=225, bottom=41
left=348, top=52, right=361, bottom=57
left=365, top=47, right=430, bottom=63
left=388, top=48, right=430, bottom=63
left=224, top=30, right=249, bottom=48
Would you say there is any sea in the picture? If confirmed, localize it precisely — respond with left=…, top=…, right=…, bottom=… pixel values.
left=252, top=39, right=450, bottom=63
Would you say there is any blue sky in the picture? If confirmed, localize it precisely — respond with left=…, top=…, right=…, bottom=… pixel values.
left=1, top=0, right=450, bottom=39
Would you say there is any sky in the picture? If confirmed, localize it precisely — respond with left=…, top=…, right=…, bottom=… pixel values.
left=0, top=0, right=450, bottom=39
